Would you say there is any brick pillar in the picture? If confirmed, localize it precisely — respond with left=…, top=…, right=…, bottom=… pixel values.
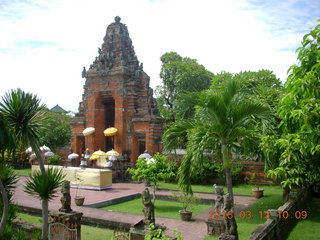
left=49, top=211, right=83, bottom=240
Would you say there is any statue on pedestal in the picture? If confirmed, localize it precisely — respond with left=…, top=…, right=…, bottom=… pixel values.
left=142, top=188, right=155, bottom=224
left=59, top=181, right=72, bottom=213
left=214, top=184, right=224, bottom=213
left=219, top=193, right=238, bottom=240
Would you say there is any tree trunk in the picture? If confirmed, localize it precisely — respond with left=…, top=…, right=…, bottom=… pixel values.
left=225, top=167, right=234, bottom=202
left=0, top=179, right=8, bottom=235
left=42, top=199, right=49, bottom=240
left=283, top=187, right=290, bottom=203
left=221, top=144, right=238, bottom=240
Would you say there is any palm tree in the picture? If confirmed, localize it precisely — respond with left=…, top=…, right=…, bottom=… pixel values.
left=25, top=167, right=65, bottom=238
left=163, top=79, right=270, bottom=239
left=0, top=89, right=53, bottom=239
left=0, top=113, right=16, bottom=235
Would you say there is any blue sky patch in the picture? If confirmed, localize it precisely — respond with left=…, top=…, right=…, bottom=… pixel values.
left=14, top=39, right=57, bottom=48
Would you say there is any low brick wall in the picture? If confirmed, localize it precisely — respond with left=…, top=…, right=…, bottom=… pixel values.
left=249, top=188, right=311, bottom=240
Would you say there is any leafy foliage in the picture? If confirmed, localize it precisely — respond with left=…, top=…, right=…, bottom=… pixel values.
left=38, top=110, right=72, bottom=150
left=24, top=168, right=65, bottom=201
left=163, top=78, right=271, bottom=198
left=145, top=223, right=183, bottom=240
left=127, top=153, right=176, bottom=185
left=172, top=192, right=199, bottom=211
left=47, top=155, right=62, bottom=165
left=262, top=21, right=320, bottom=189
left=155, top=52, right=213, bottom=123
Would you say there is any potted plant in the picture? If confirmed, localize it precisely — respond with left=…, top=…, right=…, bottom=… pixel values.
left=173, top=192, right=199, bottom=221
left=74, top=170, right=85, bottom=206
left=251, top=173, right=264, bottom=199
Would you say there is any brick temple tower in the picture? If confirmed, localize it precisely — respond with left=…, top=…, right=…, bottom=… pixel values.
left=71, top=16, right=164, bottom=162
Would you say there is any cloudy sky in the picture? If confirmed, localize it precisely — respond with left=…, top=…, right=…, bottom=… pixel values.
left=0, top=0, right=319, bottom=112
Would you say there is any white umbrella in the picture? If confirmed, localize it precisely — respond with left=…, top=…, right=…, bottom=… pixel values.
left=30, top=153, right=36, bottom=160
left=83, top=127, right=95, bottom=136
left=106, top=149, right=120, bottom=157
left=68, top=153, right=79, bottom=160
left=146, top=157, right=155, bottom=165
left=138, top=150, right=152, bottom=160
left=25, top=147, right=33, bottom=153
left=44, top=151, right=55, bottom=157
left=40, top=145, right=51, bottom=152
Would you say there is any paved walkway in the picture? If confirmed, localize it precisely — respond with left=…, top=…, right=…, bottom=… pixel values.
left=13, top=176, right=257, bottom=240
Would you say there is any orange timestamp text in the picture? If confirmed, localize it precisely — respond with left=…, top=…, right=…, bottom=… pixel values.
left=208, top=210, right=308, bottom=220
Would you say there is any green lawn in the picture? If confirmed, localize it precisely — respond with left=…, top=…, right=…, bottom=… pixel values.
left=101, top=199, right=211, bottom=219
left=157, top=181, right=282, bottom=196
left=287, top=197, right=320, bottom=239
left=17, top=213, right=114, bottom=240
left=204, top=186, right=283, bottom=240
left=13, top=168, right=31, bottom=176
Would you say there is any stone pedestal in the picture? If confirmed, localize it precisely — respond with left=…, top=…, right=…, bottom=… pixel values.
left=49, top=211, right=83, bottom=240
left=129, top=220, right=165, bottom=240
left=206, top=219, right=226, bottom=236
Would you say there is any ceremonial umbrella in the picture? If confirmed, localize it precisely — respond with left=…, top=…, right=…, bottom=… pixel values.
left=40, top=145, right=51, bottom=152
left=83, top=127, right=95, bottom=136
left=68, top=153, right=79, bottom=160
left=92, top=150, right=108, bottom=156
left=103, top=127, right=118, bottom=136
left=25, top=147, right=33, bottom=153
left=44, top=151, right=55, bottom=157
left=106, top=149, right=120, bottom=157
left=138, top=150, right=152, bottom=160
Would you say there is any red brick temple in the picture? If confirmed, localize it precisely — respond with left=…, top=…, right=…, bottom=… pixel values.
left=71, top=16, right=164, bottom=162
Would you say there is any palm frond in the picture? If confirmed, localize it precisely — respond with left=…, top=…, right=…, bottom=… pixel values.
left=163, top=120, right=195, bottom=151
left=24, top=168, right=65, bottom=201
left=0, top=89, right=47, bottom=149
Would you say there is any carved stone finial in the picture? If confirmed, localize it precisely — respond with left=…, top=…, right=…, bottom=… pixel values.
left=115, top=16, right=121, bottom=23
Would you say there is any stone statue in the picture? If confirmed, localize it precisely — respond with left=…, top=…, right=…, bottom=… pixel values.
left=142, top=188, right=155, bottom=224
left=59, top=181, right=72, bottom=213
left=214, top=185, right=224, bottom=213
left=219, top=193, right=238, bottom=240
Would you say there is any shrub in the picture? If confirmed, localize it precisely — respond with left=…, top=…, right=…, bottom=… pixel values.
left=47, top=155, right=62, bottom=165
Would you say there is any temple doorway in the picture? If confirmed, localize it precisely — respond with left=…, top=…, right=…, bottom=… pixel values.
left=104, top=99, right=115, bottom=151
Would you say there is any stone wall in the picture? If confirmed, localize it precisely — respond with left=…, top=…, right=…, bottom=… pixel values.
left=249, top=188, right=311, bottom=240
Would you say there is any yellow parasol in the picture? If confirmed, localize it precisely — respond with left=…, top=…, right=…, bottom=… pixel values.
left=104, top=127, right=118, bottom=136
left=89, top=155, right=99, bottom=160
left=92, top=149, right=107, bottom=156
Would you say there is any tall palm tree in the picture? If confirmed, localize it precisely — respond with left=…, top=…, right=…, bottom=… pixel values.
left=163, top=79, right=270, bottom=239
left=0, top=89, right=53, bottom=239
left=25, top=167, right=65, bottom=239
left=0, top=113, right=16, bottom=235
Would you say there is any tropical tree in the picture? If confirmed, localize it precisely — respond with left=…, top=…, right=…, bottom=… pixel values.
left=155, top=52, right=213, bottom=123
left=0, top=89, right=56, bottom=239
left=262, top=21, right=320, bottom=200
left=38, top=110, right=72, bottom=151
left=163, top=79, right=271, bottom=239
left=24, top=167, right=65, bottom=236
left=127, top=153, right=176, bottom=204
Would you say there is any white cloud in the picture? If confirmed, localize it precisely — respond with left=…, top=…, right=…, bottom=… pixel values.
left=0, top=0, right=319, bottom=111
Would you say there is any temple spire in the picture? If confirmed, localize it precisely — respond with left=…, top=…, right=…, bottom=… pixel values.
left=89, top=16, right=139, bottom=72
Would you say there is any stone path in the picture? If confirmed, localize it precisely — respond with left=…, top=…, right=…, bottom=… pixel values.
left=13, top=176, right=257, bottom=240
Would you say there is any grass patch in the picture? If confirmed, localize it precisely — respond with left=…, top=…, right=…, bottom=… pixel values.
left=287, top=197, right=320, bottom=239
left=17, top=213, right=114, bottom=240
left=101, top=199, right=210, bottom=219
left=13, top=168, right=31, bottom=176
left=157, top=181, right=282, bottom=196
left=204, top=186, right=283, bottom=240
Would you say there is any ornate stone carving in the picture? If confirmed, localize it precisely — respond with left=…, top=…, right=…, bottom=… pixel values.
left=142, top=188, right=155, bottom=224
left=59, top=181, right=72, bottom=213
left=219, top=193, right=238, bottom=240
left=214, top=185, right=224, bottom=213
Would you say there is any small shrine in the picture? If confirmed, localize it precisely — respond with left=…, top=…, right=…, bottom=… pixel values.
left=71, top=16, right=164, bottom=165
